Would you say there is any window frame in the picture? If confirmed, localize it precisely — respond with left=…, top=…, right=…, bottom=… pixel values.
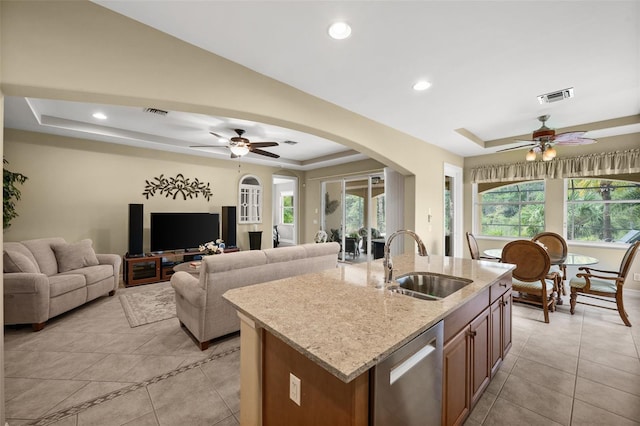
left=238, top=174, right=262, bottom=224
left=473, top=180, right=546, bottom=239
left=564, top=177, right=640, bottom=247
left=280, top=191, right=294, bottom=224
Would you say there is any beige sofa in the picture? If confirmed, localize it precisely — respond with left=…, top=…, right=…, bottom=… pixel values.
left=171, top=242, right=340, bottom=350
left=3, top=237, right=122, bottom=331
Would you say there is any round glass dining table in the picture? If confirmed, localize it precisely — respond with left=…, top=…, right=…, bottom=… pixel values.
left=483, top=249, right=598, bottom=266
left=483, top=248, right=598, bottom=305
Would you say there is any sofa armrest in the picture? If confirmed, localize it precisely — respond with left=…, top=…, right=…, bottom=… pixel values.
left=3, top=273, right=50, bottom=296
left=171, top=271, right=205, bottom=307
left=96, top=253, right=122, bottom=277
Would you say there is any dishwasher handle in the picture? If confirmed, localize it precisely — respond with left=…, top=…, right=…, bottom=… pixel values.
left=389, top=340, right=437, bottom=385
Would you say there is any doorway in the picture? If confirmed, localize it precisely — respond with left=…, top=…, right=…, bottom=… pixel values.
left=322, top=173, right=385, bottom=262
left=272, top=175, right=298, bottom=247
left=443, top=163, right=463, bottom=257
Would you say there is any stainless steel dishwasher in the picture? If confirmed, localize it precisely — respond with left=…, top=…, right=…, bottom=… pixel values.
left=370, top=320, right=444, bottom=426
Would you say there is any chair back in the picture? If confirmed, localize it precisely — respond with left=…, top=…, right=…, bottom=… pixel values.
left=501, top=240, right=551, bottom=282
left=466, top=232, right=481, bottom=260
left=619, top=241, right=640, bottom=283
left=532, top=232, right=567, bottom=263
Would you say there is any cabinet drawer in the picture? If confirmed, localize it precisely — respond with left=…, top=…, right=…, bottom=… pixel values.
left=489, top=273, right=512, bottom=304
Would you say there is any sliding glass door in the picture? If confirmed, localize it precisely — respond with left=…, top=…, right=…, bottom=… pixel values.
left=322, top=173, right=385, bottom=262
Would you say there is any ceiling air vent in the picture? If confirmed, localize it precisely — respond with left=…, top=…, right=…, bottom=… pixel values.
left=143, top=107, right=169, bottom=116
left=537, top=87, right=574, bottom=104
left=283, top=140, right=298, bottom=145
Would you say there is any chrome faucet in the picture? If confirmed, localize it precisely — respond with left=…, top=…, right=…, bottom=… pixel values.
left=383, top=230, right=428, bottom=283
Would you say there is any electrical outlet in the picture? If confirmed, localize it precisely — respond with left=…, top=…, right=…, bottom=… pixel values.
left=289, top=373, right=301, bottom=406
left=634, top=272, right=640, bottom=282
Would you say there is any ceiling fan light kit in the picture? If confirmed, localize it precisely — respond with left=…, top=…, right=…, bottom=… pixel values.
left=498, top=114, right=596, bottom=162
left=190, top=128, right=280, bottom=159
left=229, top=143, right=250, bottom=157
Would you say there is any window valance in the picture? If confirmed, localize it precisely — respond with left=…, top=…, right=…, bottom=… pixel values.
left=470, top=149, right=640, bottom=183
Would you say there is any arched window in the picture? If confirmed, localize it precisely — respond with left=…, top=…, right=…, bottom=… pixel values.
left=475, top=181, right=545, bottom=238
left=239, top=175, right=262, bottom=224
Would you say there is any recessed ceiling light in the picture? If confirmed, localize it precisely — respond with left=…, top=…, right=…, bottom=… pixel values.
left=328, top=22, right=351, bottom=40
left=92, top=112, right=107, bottom=120
left=413, top=80, right=432, bottom=91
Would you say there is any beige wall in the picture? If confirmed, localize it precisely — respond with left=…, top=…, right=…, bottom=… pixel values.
left=1, top=0, right=464, bottom=254
left=3, top=129, right=289, bottom=254
left=463, top=133, right=640, bottom=290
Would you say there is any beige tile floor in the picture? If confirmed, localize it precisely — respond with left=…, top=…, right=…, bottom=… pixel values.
left=4, top=284, right=640, bottom=425
left=4, top=283, right=240, bottom=426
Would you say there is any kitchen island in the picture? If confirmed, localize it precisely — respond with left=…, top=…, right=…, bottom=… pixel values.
left=223, top=253, right=514, bottom=425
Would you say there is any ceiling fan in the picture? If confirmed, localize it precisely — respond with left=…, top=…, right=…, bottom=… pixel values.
left=498, top=115, right=597, bottom=161
left=191, top=128, right=280, bottom=159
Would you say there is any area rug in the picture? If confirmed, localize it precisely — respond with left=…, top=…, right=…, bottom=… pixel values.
left=119, top=282, right=177, bottom=327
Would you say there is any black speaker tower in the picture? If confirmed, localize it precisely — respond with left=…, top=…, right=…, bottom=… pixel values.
left=128, top=204, right=144, bottom=257
left=222, top=206, right=237, bottom=248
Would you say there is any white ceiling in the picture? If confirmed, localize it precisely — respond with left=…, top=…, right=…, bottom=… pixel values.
left=4, top=1, right=639, bottom=170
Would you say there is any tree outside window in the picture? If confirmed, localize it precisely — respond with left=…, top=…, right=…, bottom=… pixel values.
left=281, top=193, right=294, bottom=224
left=476, top=181, right=545, bottom=237
left=566, top=178, right=640, bottom=243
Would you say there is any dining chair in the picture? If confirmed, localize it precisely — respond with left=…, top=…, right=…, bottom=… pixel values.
left=501, top=240, right=559, bottom=323
left=465, top=232, right=499, bottom=261
left=569, top=241, right=640, bottom=327
left=532, top=232, right=568, bottom=295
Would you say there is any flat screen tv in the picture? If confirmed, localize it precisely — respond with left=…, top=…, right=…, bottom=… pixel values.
left=150, top=212, right=220, bottom=252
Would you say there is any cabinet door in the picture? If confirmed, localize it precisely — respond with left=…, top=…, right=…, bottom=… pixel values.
left=469, top=308, right=490, bottom=407
left=502, top=290, right=513, bottom=355
left=442, top=327, right=469, bottom=426
left=490, top=299, right=502, bottom=377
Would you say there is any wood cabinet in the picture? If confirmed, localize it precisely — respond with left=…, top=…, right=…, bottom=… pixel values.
left=443, top=327, right=470, bottom=426
left=123, top=256, right=162, bottom=286
left=490, top=280, right=513, bottom=377
left=442, top=273, right=512, bottom=426
left=123, top=251, right=206, bottom=286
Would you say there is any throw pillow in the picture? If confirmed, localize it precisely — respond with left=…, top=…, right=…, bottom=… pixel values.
left=52, top=239, right=100, bottom=273
left=3, top=250, right=39, bottom=273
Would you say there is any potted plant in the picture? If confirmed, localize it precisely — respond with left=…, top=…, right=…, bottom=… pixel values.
left=3, top=159, right=28, bottom=230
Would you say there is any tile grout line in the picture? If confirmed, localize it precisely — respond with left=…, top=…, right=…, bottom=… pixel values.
left=25, top=345, right=240, bottom=426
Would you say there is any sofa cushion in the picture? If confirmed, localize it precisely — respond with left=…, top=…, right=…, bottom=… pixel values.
left=3, top=250, right=39, bottom=273
left=48, top=274, right=86, bottom=298
left=263, top=245, right=306, bottom=263
left=60, top=264, right=113, bottom=285
left=21, top=237, right=66, bottom=276
left=52, top=239, right=99, bottom=273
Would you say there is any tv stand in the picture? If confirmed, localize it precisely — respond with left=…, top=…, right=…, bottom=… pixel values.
left=123, top=251, right=205, bottom=287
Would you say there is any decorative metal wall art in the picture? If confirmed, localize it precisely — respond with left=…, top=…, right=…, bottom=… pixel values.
left=143, top=174, right=212, bottom=201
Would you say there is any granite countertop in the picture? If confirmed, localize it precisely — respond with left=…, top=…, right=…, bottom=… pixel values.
left=223, top=254, right=514, bottom=383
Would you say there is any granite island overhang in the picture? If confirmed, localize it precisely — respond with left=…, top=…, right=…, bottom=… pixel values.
left=223, top=254, right=515, bottom=383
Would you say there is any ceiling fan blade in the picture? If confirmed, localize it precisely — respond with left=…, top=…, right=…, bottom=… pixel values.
left=250, top=148, right=280, bottom=158
left=249, top=142, right=279, bottom=148
left=553, top=131, right=597, bottom=145
left=554, top=137, right=597, bottom=146
left=209, top=132, right=223, bottom=138
left=497, top=143, right=536, bottom=152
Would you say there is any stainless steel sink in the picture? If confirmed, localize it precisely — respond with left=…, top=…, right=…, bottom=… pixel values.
left=389, top=272, right=473, bottom=300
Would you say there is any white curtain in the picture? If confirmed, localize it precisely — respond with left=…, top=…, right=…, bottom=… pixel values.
left=471, top=149, right=640, bottom=183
